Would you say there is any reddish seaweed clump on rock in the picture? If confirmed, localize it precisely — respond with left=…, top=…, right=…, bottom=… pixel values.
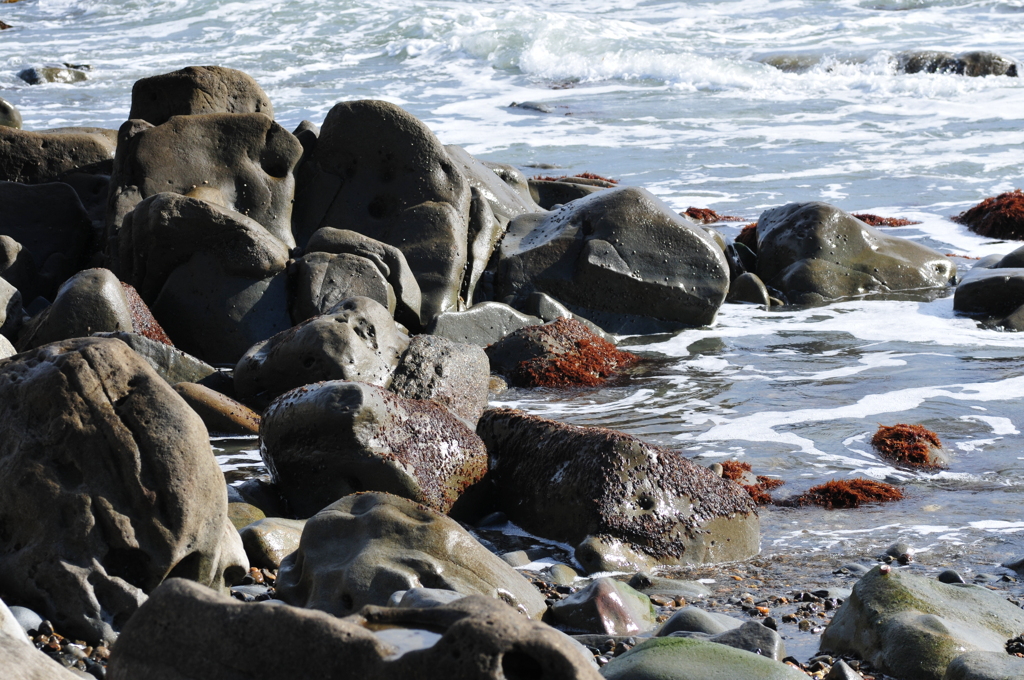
left=515, top=318, right=640, bottom=388
left=720, top=460, right=785, bottom=505
left=683, top=207, right=745, bottom=224
left=120, top=281, right=173, bottom=345
left=871, top=423, right=944, bottom=468
left=787, top=478, right=904, bottom=509
left=735, top=222, right=758, bottom=252
left=852, top=213, right=922, bottom=227
left=953, top=189, right=1024, bottom=240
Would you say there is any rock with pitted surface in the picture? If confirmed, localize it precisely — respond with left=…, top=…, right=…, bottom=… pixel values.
left=601, top=636, right=807, bottom=680
left=896, top=50, right=1018, bottom=77
left=129, top=66, right=274, bottom=126
left=239, top=518, right=306, bottom=569
left=234, top=297, right=409, bottom=407
left=753, top=202, right=956, bottom=305
left=388, top=334, right=490, bottom=426
left=17, top=268, right=133, bottom=350
left=0, top=337, right=247, bottom=643
left=0, top=126, right=116, bottom=185
left=291, top=100, right=471, bottom=324
left=276, top=492, right=546, bottom=618
left=0, top=97, right=22, bottom=129
left=477, top=409, right=759, bottom=574
left=549, top=577, right=657, bottom=635
left=497, top=186, right=730, bottom=334
left=261, top=381, right=487, bottom=517
left=427, top=301, right=543, bottom=347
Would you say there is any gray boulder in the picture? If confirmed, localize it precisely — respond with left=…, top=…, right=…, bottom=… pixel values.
left=0, top=126, right=115, bottom=184
left=667, top=621, right=787, bottom=662
left=0, top=97, right=21, bottom=129
left=896, top=50, right=1018, bottom=77
left=497, top=186, right=730, bottom=334
left=820, top=565, right=1024, bottom=680
left=291, top=100, right=471, bottom=324
left=129, top=65, right=274, bottom=126
left=953, top=250, right=1024, bottom=329
left=0, top=337, right=247, bottom=643
left=239, top=518, right=306, bottom=570
left=91, top=330, right=216, bottom=384
left=261, top=381, right=487, bottom=516
left=528, top=178, right=607, bottom=209
left=17, top=268, right=132, bottom=350
left=600, top=636, right=807, bottom=680
left=276, top=492, right=547, bottom=618
left=445, top=145, right=540, bottom=228
left=627, top=574, right=712, bottom=601
left=290, top=250, right=395, bottom=323
left=234, top=296, right=408, bottom=406
left=477, top=409, right=759, bottom=574
left=522, top=291, right=616, bottom=342
left=549, top=578, right=658, bottom=635
left=943, top=651, right=1024, bottom=680
left=480, top=160, right=534, bottom=204
left=389, top=334, right=490, bottom=425
left=754, top=202, right=956, bottom=305
left=656, top=607, right=744, bottom=636
left=727, top=271, right=771, bottom=306
left=427, top=301, right=543, bottom=346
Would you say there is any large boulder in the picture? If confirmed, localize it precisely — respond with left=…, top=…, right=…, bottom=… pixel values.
left=129, top=65, right=274, bottom=126
left=389, top=333, right=490, bottom=425
left=477, top=409, right=759, bottom=574
left=260, top=381, right=487, bottom=516
left=290, top=251, right=395, bottom=323
left=0, top=126, right=116, bottom=184
left=291, top=100, right=471, bottom=323
left=107, top=578, right=599, bottom=680
left=17, top=268, right=132, bottom=350
left=276, top=492, right=546, bottom=618
left=754, top=202, right=956, bottom=305
left=600, top=636, right=807, bottom=680
left=0, top=337, right=247, bottom=643
left=820, top=566, right=1024, bottom=680
left=234, top=296, right=409, bottom=406
left=496, top=186, right=730, bottom=334
left=943, top=652, right=1024, bottom=680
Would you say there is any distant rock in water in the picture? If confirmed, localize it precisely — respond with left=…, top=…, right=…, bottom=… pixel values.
left=871, top=423, right=948, bottom=468
left=784, top=478, right=903, bottom=509
left=17, top=65, right=89, bottom=85
left=953, top=189, right=1024, bottom=240
left=895, top=50, right=1018, bottom=77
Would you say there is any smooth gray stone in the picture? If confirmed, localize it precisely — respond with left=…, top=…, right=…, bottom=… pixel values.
left=995, top=244, right=1024, bottom=269
left=838, top=563, right=871, bottom=576
left=669, top=620, right=786, bottom=662
left=657, top=607, right=744, bottom=636
left=549, top=578, right=657, bottom=636
left=812, top=588, right=852, bottom=601
left=1001, top=555, right=1024, bottom=573
left=8, top=607, right=43, bottom=637
left=727, top=272, right=771, bottom=306
left=943, top=651, right=1024, bottom=680
left=290, top=251, right=394, bottom=323
left=954, top=268, right=1024, bottom=318
left=896, top=50, right=1018, bottom=77
left=427, top=301, right=542, bottom=346
left=0, top=598, right=31, bottom=644
left=601, top=635, right=807, bottom=680
left=548, top=564, right=578, bottom=586
left=239, top=518, right=305, bottom=570
left=938, top=570, right=966, bottom=584
left=17, top=268, right=132, bottom=351
left=480, top=160, right=534, bottom=205
left=93, top=331, right=216, bottom=385
left=502, top=551, right=531, bottom=567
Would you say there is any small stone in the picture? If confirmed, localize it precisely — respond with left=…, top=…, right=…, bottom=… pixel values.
left=501, top=550, right=531, bottom=568
left=938, top=569, right=965, bottom=584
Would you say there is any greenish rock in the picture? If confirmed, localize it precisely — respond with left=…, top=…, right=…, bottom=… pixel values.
left=0, top=126, right=116, bottom=185
left=628, top=574, right=712, bottom=600
left=18, top=66, right=88, bottom=85
left=427, top=301, right=542, bottom=346
left=239, top=517, right=306, bottom=569
left=550, top=577, right=658, bottom=635
left=943, top=651, right=1024, bottom=680
left=600, top=636, right=807, bottom=680
left=896, top=50, right=1018, bottom=77
left=668, top=620, right=787, bottom=662
left=17, top=268, right=133, bottom=351
left=275, top=492, right=547, bottom=619
left=0, top=97, right=21, bottom=129
left=755, top=202, right=955, bottom=305
left=129, top=66, right=273, bottom=127
left=656, top=607, right=743, bottom=636
left=388, top=333, right=490, bottom=426
left=726, top=272, right=771, bottom=306
left=228, top=503, right=266, bottom=531
left=92, top=331, right=216, bottom=385
left=820, top=566, right=1024, bottom=680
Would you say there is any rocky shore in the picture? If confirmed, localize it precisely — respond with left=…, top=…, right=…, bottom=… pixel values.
left=1, top=65, right=1023, bottom=680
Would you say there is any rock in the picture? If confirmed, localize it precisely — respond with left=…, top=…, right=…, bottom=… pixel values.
left=291, top=251, right=395, bottom=323
left=17, top=268, right=133, bottom=350
left=92, top=331, right=216, bottom=384
left=938, top=570, right=966, bottom=584
left=235, top=478, right=287, bottom=518
left=885, top=541, right=913, bottom=559
left=825, top=659, right=863, bottom=680
left=118, top=192, right=293, bottom=363
left=1001, top=555, right=1024, bottom=573
left=426, top=301, right=543, bottom=346
left=234, top=297, right=408, bottom=407
left=896, top=50, right=1018, bottom=77
left=753, top=202, right=955, bottom=305
left=388, top=334, right=490, bottom=425
left=0, top=275, right=22, bottom=341
left=303, top=227, right=423, bottom=329
left=391, top=587, right=465, bottom=609
left=627, top=573, right=712, bottom=600
left=448, top=150, right=541, bottom=226
left=108, top=112, right=302, bottom=248
left=0, top=337, right=247, bottom=643
left=477, top=409, right=759, bottom=574
left=119, top=281, right=172, bottom=344
left=0, top=597, right=30, bottom=644
left=17, top=65, right=88, bottom=85
left=943, top=651, right=1024, bottom=680
left=107, top=579, right=600, bottom=680
left=291, top=100, right=471, bottom=324
left=173, top=382, right=260, bottom=435
left=548, top=564, right=578, bottom=586
left=227, top=502, right=266, bottom=531
left=8, top=605, right=43, bottom=636
left=129, top=65, right=274, bottom=126
left=954, top=254, right=1024, bottom=326
left=549, top=577, right=658, bottom=635
left=497, top=186, right=730, bottom=334
left=501, top=550, right=531, bottom=567
left=0, top=628, right=82, bottom=679
left=872, top=424, right=948, bottom=468
left=727, top=271, right=771, bottom=306
left=668, top=620, right=787, bottom=662
left=239, top=518, right=306, bottom=569
left=0, top=97, right=21, bottom=129
left=276, top=492, right=547, bottom=618
left=0, top=126, right=116, bottom=185
left=0, top=334, right=14, bottom=359
left=600, top=635, right=808, bottom=680
left=521, top=291, right=617, bottom=343
left=261, top=381, right=487, bottom=517
left=819, top=565, right=1024, bottom=680
left=528, top=178, right=606, bottom=209
left=656, top=607, right=744, bottom=636
left=481, top=161, right=534, bottom=205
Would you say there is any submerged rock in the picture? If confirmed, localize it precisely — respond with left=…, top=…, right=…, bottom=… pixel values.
left=129, top=65, right=274, bottom=126
left=871, top=423, right=948, bottom=467
left=17, top=65, right=89, bottom=85
left=785, top=478, right=904, bottom=509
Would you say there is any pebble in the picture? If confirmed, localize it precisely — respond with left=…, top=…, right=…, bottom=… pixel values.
left=938, top=569, right=965, bottom=584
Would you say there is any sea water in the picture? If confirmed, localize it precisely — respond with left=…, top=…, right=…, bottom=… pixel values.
left=4, top=0, right=1024, bottom=570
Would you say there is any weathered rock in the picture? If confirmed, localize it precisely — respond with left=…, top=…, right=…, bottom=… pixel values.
left=304, top=227, right=422, bottom=330
left=825, top=659, right=863, bottom=680
left=17, top=268, right=133, bottom=350
left=727, top=271, right=771, bottom=306
left=92, top=331, right=215, bottom=384
left=528, top=178, right=606, bottom=209
left=172, top=382, right=260, bottom=435
left=261, top=381, right=487, bottom=516
left=290, top=250, right=395, bottom=322
left=656, top=607, right=744, bottom=636
left=446, top=146, right=540, bottom=227
left=389, top=334, right=490, bottom=425
left=108, top=113, right=302, bottom=248
left=0, top=97, right=21, bottom=129
left=0, top=337, right=247, bottom=643
left=627, top=574, right=712, bottom=600
left=0, top=628, right=82, bottom=679
left=820, top=565, right=1024, bottom=680
left=276, top=492, right=547, bottom=618
left=291, top=100, right=471, bottom=323
left=239, top=517, right=306, bottom=569
left=0, top=126, right=116, bottom=184
left=0, top=234, right=36, bottom=298
left=0, top=275, right=22, bottom=341
left=601, top=636, right=807, bottom=680
left=668, top=620, right=787, bottom=662
left=129, top=66, right=274, bottom=126
left=943, top=651, right=1024, bottom=680
left=754, top=202, right=956, bottom=305
left=17, top=65, right=88, bottom=85
left=227, top=503, right=266, bottom=531
left=896, top=50, right=1018, bottom=77
left=497, top=186, right=730, bottom=334
left=548, top=564, right=578, bottom=586
left=477, top=409, right=759, bottom=573
left=549, top=578, right=657, bottom=635
left=234, top=297, right=408, bottom=407
left=427, top=301, right=543, bottom=346
left=389, top=587, right=465, bottom=609
left=108, top=579, right=599, bottom=680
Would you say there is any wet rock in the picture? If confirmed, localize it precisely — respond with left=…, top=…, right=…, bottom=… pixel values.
left=239, top=518, right=306, bottom=569
left=943, top=651, right=1024, bottom=680
left=549, top=577, right=658, bottom=635
left=276, top=492, right=547, bottom=618
left=601, top=635, right=807, bottom=680
left=0, top=97, right=21, bottom=129
left=497, top=186, right=730, bottom=334
left=261, top=381, right=487, bottom=516
left=954, top=265, right=1024, bottom=329
left=727, top=271, right=771, bottom=306
left=389, top=587, right=465, bottom=609
left=627, top=573, right=712, bottom=600
left=426, top=301, right=542, bottom=346
left=0, top=337, right=247, bottom=643
left=227, top=502, right=266, bottom=531
left=291, top=100, right=471, bottom=324
left=303, top=227, right=422, bottom=329
left=657, top=607, right=744, bottom=636
left=172, top=382, right=260, bottom=435
left=17, top=268, right=133, bottom=350
left=760, top=54, right=822, bottom=74
left=388, top=334, right=490, bottom=426
left=234, top=297, right=408, bottom=407
left=0, top=126, right=116, bottom=185
left=548, top=564, right=578, bottom=586
left=477, top=409, right=759, bottom=574
left=820, top=565, right=1024, bottom=680
left=129, top=65, right=274, bottom=126
left=896, top=50, right=1018, bottom=77
left=754, top=202, right=955, bottom=305
left=92, top=330, right=216, bottom=384
left=17, top=65, right=88, bottom=85
left=872, top=423, right=948, bottom=468
left=528, top=178, right=606, bottom=209
left=0, top=275, right=22, bottom=341
left=669, top=620, right=787, bottom=662
left=481, top=161, right=534, bottom=205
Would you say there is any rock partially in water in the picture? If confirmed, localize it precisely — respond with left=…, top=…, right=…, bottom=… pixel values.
left=239, top=517, right=306, bottom=569
left=600, top=635, right=807, bottom=680
left=820, top=566, right=1024, bottom=680
left=129, top=65, right=274, bottom=126
left=726, top=272, right=771, bottom=306
left=871, top=423, right=948, bottom=468
left=953, top=249, right=1024, bottom=330
left=17, top=268, right=133, bottom=350
left=0, top=97, right=22, bottom=129
left=549, top=577, right=658, bottom=635
left=276, top=492, right=547, bottom=618
left=17, top=65, right=89, bottom=85
left=785, top=478, right=903, bottom=509
left=427, top=301, right=542, bottom=346
left=952, top=189, right=1024, bottom=240
left=477, top=409, right=759, bottom=574
left=389, top=333, right=490, bottom=426
left=895, top=50, right=1018, bottom=77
